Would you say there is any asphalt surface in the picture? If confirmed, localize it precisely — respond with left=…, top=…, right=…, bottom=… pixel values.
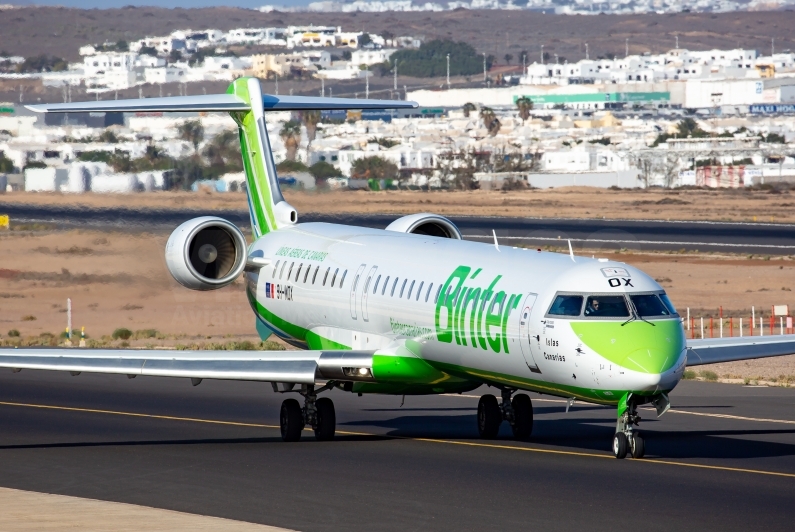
left=1, top=371, right=794, bottom=531
left=2, top=202, right=795, bottom=254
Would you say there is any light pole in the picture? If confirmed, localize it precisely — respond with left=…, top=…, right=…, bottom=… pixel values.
left=482, top=52, right=487, bottom=82
left=625, top=37, right=629, bottom=58
left=321, top=77, right=325, bottom=97
left=675, top=34, right=679, bottom=49
left=585, top=43, right=589, bottom=60
left=446, top=53, right=450, bottom=90
left=275, top=73, right=278, bottom=95
left=541, top=44, right=544, bottom=63
left=365, top=69, right=369, bottom=99
left=393, top=62, right=397, bottom=91
left=772, top=37, right=775, bottom=56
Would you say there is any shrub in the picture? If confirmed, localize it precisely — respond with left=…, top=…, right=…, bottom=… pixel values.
left=700, top=370, right=719, bottom=381
left=683, top=370, right=697, bottom=380
left=134, top=329, right=158, bottom=339
left=7, top=329, right=20, bottom=337
left=112, top=328, right=133, bottom=340
left=21, top=315, right=36, bottom=321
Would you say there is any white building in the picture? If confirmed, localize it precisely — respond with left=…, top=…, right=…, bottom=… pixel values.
left=130, top=37, right=187, bottom=56
left=144, top=66, right=188, bottom=85
left=351, top=49, right=396, bottom=67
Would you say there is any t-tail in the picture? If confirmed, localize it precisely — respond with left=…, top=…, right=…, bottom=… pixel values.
left=27, top=77, right=418, bottom=238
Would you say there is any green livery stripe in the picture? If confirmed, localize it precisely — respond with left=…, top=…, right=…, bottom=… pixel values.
left=570, top=319, right=685, bottom=374
left=245, top=288, right=351, bottom=350
left=227, top=78, right=278, bottom=235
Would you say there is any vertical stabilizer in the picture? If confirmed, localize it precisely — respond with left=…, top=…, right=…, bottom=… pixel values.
left=227, top=77, right=296, bottom=238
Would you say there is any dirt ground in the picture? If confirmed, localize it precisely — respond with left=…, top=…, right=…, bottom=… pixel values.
left=1, top=224, right=793, bottom=383
left=3, top=187, right=795, bottom=224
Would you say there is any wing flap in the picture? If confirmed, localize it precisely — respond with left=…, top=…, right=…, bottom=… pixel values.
left=686, top=336, right=795, bottom=366
left=0, top=348, right=375, bottom=384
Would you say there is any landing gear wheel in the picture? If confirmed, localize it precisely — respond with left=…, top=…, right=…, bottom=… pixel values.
left=630, top=432, right=645, bottom=459
left=478, top=394, right=502, bottom=439
left=280, top=398, right=304, bottom=442
left=511, top=393, right=533, bottom=440
left=314, top=397, right=336, bottom=442
left=613, top=432, right=628, bottom=459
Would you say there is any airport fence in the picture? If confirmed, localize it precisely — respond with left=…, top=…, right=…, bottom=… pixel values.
left=685, top=306, right=795, bottom=339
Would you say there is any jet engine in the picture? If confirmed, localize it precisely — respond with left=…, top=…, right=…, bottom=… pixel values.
left=384, top=213, right=462, bottom=239
left=165, top=216, right=247, bottom=291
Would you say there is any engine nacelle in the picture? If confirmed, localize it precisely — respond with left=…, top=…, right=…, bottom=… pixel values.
left=165, top=216, right=247, bottom=291
left=384, top=213, right=462, bottom=239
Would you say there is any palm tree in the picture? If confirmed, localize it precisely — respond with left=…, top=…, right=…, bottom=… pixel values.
left=462, top=102, right=477, bottom=118
left=279, top=120, right=302, bottom=161
left=178, top=119, right=204, bottom=152
left=504, top=54, right=513, bottom=65
left=301, top=110, right=321, bottom=160
left=479, top=107, right=501, bottom=136
left=516, top=97, right=533, bottom=122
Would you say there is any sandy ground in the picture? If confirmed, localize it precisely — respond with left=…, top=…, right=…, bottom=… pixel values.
left=0, top=487, right=291, bottom=532
left=2, top=187, right=795, bottom=224
left=1, top=225, right=793, bottom=382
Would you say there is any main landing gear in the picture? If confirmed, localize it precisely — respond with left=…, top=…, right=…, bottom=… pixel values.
left=477, top=388, right=533, bottom=440
left=613, top=396, right=645, bottom=460
left=279, top=384, right=336, bottom=442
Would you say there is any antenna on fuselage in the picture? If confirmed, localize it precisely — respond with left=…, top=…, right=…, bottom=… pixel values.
left=567, top=239, right=575, bottom=262
left=492, top=230, right=500, bottom=252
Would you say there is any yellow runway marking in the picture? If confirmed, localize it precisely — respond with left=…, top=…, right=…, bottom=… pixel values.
left=1, top=401, right=794, bottom=479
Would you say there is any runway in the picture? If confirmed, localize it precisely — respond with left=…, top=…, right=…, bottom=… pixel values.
left=0, top=371, right=793, bottom=531
left=2, top=202, right=795, bottom=254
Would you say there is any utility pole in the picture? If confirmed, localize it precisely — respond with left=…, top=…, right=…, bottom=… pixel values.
left=585, top=43, right=589, bottom=60
left=541, top=45, right=544, bottom=63
left=772, top=37, right=775, bottom=56
left=329, top=87, right=332, bottom=98
left=18, top=85, right=24, bottom=103
left=393, top=62, right=397, bottom=91
left=482, top=52, right=487, bottom=81
left=446, top=53, right=450, bottom=90
left=625, top=38, right=629, bottom=58
left=675, top=34, right=679, bottom=49
left=321, top=77, right=325, bottom=97
left=275, top=74, right=279, bottom=95
left=365, top=70, right=369, bottom=98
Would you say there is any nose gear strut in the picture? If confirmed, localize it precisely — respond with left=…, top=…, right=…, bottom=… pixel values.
left=613, top=393, right=645, bottom=459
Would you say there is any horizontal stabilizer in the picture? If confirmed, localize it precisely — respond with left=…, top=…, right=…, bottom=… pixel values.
left=27, top=93, right=418, bottom=114
left=26, top=94, right=250, bottom=114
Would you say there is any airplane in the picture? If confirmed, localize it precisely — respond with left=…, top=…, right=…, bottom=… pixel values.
left=3, top=76, right=795, bottom=459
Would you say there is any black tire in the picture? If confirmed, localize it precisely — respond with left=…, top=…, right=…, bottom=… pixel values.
left=613, top=432, right=628, bottom=459
left=280, top=398, right=304, bottom=442
left=314, top=397, right=336, bottom=442
left=630, top=432, right=645, bottom=459
left=511, top=393, right=534, bottom=440
left=477, top=394, right=502, bottom=439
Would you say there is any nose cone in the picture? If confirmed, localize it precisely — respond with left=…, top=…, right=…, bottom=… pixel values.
left=571, top=319, right=686, bottom=375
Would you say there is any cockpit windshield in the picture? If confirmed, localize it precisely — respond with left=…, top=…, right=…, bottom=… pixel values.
left=546, top=291, right=678, bottom=319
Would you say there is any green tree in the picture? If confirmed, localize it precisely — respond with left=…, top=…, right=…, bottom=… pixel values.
left=504, top=54, right=513, bottom=65
left=301, top=110, right=321, bottom=144
left=309, top=161, right=342, bottom=180
left=351, top=156, right=398, bottom=180
left=359, top=33, right=373, bottom=47
left=515, top=97, right=533, bottom=122
left=279, top=120, right=302, bottom=161
left=168, top=50, right=183, bottom=63
left=0, top=151, right=14, bottom=173
left=277, top=160, right=309, bottom=173
left=388, top=40, right=492, bottom=78
left=98, top=129, right=119, bottom=143
left=480, top=107, right=501, bottom=136
left=139, top=46, right=158, bottom=57
left=202, top=130, right=242, bottom=175
left=116, top=40, right=129, bottom=52
left=178, top=120, right=204, bottom=152
left=462, top=102, right=476, bottom=118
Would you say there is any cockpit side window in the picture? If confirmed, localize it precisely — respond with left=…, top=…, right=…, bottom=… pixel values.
left=584, top=295, right=629, bottom=317
left=547, top=295, right=584, bottom=316
left=630, top=294, right=673, bottom=317
left=659, top=293, right=678, bottom=316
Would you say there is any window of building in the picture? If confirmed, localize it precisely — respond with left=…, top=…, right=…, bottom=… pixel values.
left=273, top=260, right=280, bottom=278
left=373, top=274, right=381, bottom=294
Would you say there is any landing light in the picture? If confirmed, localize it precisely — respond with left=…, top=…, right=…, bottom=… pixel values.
left=358, top=367, right=369, bottom=376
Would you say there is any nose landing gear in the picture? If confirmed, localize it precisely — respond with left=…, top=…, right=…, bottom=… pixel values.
left=477, top=388, right=534, bottom=440
left=614, top=394, right=645, bottom=459
left=279, top=384, right=336, bottom=442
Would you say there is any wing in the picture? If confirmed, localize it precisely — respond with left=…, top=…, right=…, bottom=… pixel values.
left=0, top=348, right=374, bottom=384
left=686, top=336, right=795, bottom=366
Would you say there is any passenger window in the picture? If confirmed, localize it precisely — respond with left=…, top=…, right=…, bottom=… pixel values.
left=584, top=296, right=629, bottom=317
left=434, top=284, right=442, bottom=303
left=400, top=279, right=407, bottom=298
left=443, top=286, right=452, bottom=305
left=331, top=268, right=339, bottom=287
left=272, top=260, right=280, bottom=278
left=426, top=282, right=433, bottom=302
left=295, top=263, right=303, bottom=282
left=323, top=267, right=330, bottom=286
left=303, top=265, right=311, bottom=283
left=340, top=270, right=347, bottom=288
left=373, top=275, right=381, bottom=294
left=451, top=287, right=461, bottom=306
left=407, top=280, right=415, bottom=299
left=382, top=276, right=390, bottom=295
left=416, top=281, right=424, bottom=301
left=279, top=261, right=287, bottom=279
left=630, top=294, right=670, bottom=317
left=312, top=266, right=319, bottom=284
left=286, top=262, right=294, bottom=280
left=548, top=295, right=584, bottom=316
left=391, top=277, right=399, bottom=297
